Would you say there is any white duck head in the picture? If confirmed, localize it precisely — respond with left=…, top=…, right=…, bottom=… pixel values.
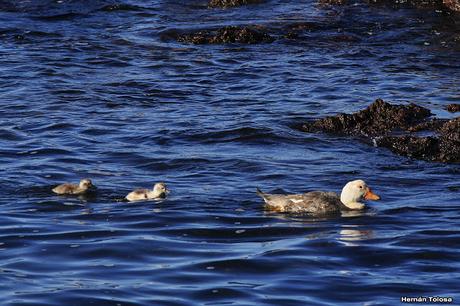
left=79, top=178, right=94, bottom=190
left=340, top=179, right=380, bottom=210
left=152, top=182, right=170, bottom=198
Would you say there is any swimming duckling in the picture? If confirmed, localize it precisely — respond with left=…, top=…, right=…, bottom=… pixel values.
left=52, top=178, right=96, bottom=195
left=125, top=182, right=169, bottom=202
left=256, top=179, right=380, bottom=215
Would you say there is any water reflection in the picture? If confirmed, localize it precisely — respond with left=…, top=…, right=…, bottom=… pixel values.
left=338, top=225, right=374, bottom=246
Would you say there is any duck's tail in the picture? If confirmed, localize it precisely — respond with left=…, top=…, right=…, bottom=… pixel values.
left=114, top=196, right=129, bottom=202
left=256, top=188, right=266, bottom=198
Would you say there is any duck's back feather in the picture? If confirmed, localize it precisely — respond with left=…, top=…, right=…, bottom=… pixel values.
left=132, top=188, right=149, bottom=195
left=125, top=188, right=149, bottom=201
left=284, top=191, right=342, bottom=214
left=53, top=183, right=80, bottom=195
left=257, top=189, right=347, bottom=215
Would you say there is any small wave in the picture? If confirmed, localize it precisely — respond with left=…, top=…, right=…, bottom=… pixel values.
left=15, top=148, right=71, bottom=156
left=30, top=12, right=84, bottom=21
left=383, top=206, right=457, bottom=214
left=178, top=126, right=291, bottom=144
left=157, top=225, right=324, bottom=243
left=98, top=3, right=144, bottom=12
left=0, top=128, right=26, bottom=141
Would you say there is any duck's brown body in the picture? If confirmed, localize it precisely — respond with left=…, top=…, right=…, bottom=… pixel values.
left=127, top=188, right=151, bottom=200
left=257, top=189, right=349, bottom=215
left=125, top=188, right=165, bottom=201
left=52, top=179, right=95, bottom=195
left=52, top=184, right=87, bottom=195
left=125, top=182, right=169, bottom=202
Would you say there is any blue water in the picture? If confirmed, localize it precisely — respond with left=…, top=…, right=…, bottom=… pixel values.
left=1, top=1, right=459, bottom=305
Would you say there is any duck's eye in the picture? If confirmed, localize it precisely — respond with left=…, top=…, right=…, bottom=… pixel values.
left=359, top=186, right=363, bottom=189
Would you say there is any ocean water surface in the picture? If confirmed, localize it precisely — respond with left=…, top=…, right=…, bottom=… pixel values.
left=0, top=0, right=459, bottom=305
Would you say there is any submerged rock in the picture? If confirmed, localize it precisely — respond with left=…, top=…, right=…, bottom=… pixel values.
left=177, top=26, right=274, bottom=44
left=209, top=0, right=263, bottom=8
left=299, top=99, right=460, bottom=163
left=446, top=104, right=460, bottom=113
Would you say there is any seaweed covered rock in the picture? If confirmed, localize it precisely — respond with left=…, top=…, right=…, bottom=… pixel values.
left=301, top=98, right=432, bottom=137
left=319, top=0, right=459, bottom=12
left=299, top=99, right=459, bottom=163
left=376, top=117, right=460, bottom=163
left=440, top=117, right=460, bottom=143
left=177, top=26, right=274, bottom=44
left=366, top=0, right=443, bottom=8
left=446, top=104, right=460, bottom=113
left=443, top=0, right=460, bottom=11
left=407, top=119, right=447, bottom=133
left=376, top=136, right=441, bottom=161
left=438, top=118, right=460, bottom=162
left=318, top=0, right=349, bottom=5
left=209, top=0, right=263, bottom=8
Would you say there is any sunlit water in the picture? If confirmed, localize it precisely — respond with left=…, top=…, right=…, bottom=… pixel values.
left=1, top=1, right=459, bottom=305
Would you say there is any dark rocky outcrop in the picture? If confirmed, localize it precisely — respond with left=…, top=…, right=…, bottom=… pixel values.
left=301, top=98, right=432, bottom=137
left=208, top=0, right=459, bottom=11
left=375, top=135, right=458, bottom=163
left=299, top=99, right=460, bottom=163
left=446, top=104, right=460, bottom=113
left=172, top=15, right=458, bottom=46
left=443, top=0, right=460, bottom=11
left=366, top=0, right=443, bottom=8
left=318, top=0, right=350, bottom=5
left=319, top=0, right=460, bottom=12
left=441, top=117, right=460, bottom=143
left=376, top=117, right=460, bottom=163
left=177, top=26, right=274, bottom=44
left=375, top=136, right=441, bottom=161
left=209, top=0, right=263, bottom=8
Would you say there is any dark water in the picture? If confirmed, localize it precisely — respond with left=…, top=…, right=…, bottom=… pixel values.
left=1, top=1, right=460, bottom=305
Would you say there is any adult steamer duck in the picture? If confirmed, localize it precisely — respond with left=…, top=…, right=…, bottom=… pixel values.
left=256, top=179, right=380, bottom=215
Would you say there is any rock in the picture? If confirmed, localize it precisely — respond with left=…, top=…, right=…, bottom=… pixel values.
left=318, top=0, right=348, bottom=4
left=376, top=136, right=441, bottom=161
left=446, top=104, right=460, bottom=113
left=443, top=0, right=460, bottom=11
left=177, top=26, right=274, bottom=44
left=319, top=0, right=459, bottom=12
left=440, top=117, right=460, bottom=143
left=407, top=119, right=446, bottom=133
left=209, top=0, right=263, bottom=8
left=438, top=118, right=460, bottom=163
left=177, top=31, right=211, bottom=44
left=301, top=98, right=432, bottom=137
left=367, top=0, right=443, bottom=8
left=377, top=118, right=460, bottom=163
left=299, top=99, right=460, bottom=163
left=208, top=0, right=458, bottom=10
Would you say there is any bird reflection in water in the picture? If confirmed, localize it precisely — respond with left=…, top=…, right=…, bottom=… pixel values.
left=338, top=225, right=373, bottom=246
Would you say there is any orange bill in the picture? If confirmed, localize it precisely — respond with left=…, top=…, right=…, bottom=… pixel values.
left=364, top=188, right=380, bottom=200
